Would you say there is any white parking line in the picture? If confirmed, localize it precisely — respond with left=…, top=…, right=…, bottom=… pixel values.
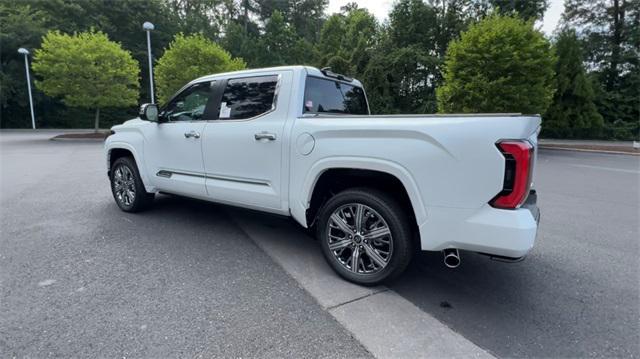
left=229, top=209, right=494, bottom=359
left=569, top=164, right=640, bottom=174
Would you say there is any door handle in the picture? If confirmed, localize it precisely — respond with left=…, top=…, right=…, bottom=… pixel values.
left=184, top=131, right=200, bottom=139
left=254, top=132, right=277, bottom=141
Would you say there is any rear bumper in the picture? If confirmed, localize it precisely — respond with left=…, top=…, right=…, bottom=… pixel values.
left=418, top=191, right=539, bottom=258
left=522, top=190, right=540, bottom=224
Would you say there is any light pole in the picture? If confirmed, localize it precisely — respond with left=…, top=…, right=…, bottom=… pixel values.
left=143, top=21, right=155, bottom=104
left=18, top=48, right=36, bottom=129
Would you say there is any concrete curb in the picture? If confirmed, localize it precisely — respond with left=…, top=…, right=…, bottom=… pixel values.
left=0, top=129, right=108, bottom=133
left=50, top=137, right=106, bottom=142
left=227, top=208, right=494, bottom=359
left=539, top=145, right=640, bottom=156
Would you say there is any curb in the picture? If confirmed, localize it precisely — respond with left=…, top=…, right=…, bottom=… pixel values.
left=539, top=145, right=640, bottom=156
left=50, top=137, right=106, bottom=142
left=228, top=209, right=494, bottom=359
left=1, top=129, right=109, bottom=133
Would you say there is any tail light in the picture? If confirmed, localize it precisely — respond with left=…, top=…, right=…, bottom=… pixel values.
left=490, top=140, right=534, bottom=209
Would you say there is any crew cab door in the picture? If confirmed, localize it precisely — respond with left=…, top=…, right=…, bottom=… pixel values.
left=142, top=81, right=217, bottom=198
left=201, top=71, right=292, bottom=212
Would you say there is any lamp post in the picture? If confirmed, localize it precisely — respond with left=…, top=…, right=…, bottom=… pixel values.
left=143, top=21, right=155, bottom=104
left=18, top=48, right=36, bottom=129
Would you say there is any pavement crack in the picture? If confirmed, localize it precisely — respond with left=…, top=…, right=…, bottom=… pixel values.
left=326, top=288, right=389, bottom=311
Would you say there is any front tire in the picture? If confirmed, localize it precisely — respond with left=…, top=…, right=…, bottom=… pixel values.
left=110, top=156, right=154, bottom=212
left=317, top=188, right=413, bottom=285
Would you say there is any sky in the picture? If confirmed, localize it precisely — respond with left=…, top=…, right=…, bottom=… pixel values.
left=327, top=0, right=564, bottom=36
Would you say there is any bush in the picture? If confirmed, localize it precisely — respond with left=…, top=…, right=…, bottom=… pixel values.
left=437, top=14, right=555, bottom=114
left=155, top=33, right=246, bottom=104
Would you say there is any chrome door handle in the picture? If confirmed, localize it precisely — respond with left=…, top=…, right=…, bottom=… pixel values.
left=184, top=131, right=200, bottom=139
left=254, top=132, right=277, bottom=141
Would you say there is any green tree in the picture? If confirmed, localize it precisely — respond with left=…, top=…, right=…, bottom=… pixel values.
left=362, top=0, right=450, bottom=114
left=166, top=0, right=235, bottom=37
left=563, top=0, right=639, bottom=138
left=318, top=7, right=378, bottom=75
left=544, top=29, right=603, bottom=138
left=238, top=0, right=260, bottom=32
left=490, top=0, right=548, bottom=20
left=286, top=0, right=328, bottom=41
left=257, top=0, right=328, bottom=41
left=222, top=21, right=261, bottom=67
left=32, top=31, right=139, bottom=131
left=363, top=45, right=440, bottom=114
left=437, top=14, right=555, bottom=114
left=258, top=10, right=308, bottom=66
left=2, top=0, right=179, bottom=129
left=318, top=14, right=345, bottom=55
left=155, top=33, right=246, bottom=103
left=388, top=0, right=439, bottom=50
left=0, top=3, right=46, bottom=128
left=388, top=0, right=483, bottom=57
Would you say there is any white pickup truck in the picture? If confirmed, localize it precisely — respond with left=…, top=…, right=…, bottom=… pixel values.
left=105, top=66, right=540, bottom=285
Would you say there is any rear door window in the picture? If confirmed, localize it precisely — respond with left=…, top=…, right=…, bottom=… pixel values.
left=304, top=77, right=368, bottom=115
left=218, top=75, right=278, bottom=120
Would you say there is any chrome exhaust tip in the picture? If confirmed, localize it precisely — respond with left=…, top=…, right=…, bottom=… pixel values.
left=443, top=248, right=460, bottom=268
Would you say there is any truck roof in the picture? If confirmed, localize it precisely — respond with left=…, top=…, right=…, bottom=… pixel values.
left=192, top=65, right=364, bottom=88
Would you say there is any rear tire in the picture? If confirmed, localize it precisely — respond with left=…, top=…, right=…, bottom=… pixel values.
left=110, top=156, right=154, bottom=212
left=317, top=188, right=413, bottom=285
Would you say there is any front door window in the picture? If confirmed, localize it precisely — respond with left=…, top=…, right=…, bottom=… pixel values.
left=161, top=81, right=216, bottom=122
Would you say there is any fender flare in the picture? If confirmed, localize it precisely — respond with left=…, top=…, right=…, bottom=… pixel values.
left=292, top=156, right=427, bottom=228
left=106, top=141, right=154, bottom=192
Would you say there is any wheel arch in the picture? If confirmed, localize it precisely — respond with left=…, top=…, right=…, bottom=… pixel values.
left=293, top=158, right=427, bottom=231
left=106, top=142, right=154, bottom=192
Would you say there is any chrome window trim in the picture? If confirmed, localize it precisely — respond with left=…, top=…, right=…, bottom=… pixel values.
left=207, top=73, right=282, bottom=123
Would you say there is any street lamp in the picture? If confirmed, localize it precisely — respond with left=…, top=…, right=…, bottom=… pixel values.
left=18, top=48, right=36, bottom=129
left=143, top=21, right=155, bottom=104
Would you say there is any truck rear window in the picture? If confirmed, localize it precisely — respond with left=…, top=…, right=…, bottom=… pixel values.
left=303, top=77, right=368, bottom=115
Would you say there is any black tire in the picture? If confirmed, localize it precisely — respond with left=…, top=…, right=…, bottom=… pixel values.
left=110, top=156, right=154, bottom=212
left=317, top=188, right=413, bottom=285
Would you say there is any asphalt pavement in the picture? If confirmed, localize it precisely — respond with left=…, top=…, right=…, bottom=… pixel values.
left=390, top=149, right=640, bottom=358
left=0, top=133, right=370, bottom=357
left=1, top=132, right=638, bottom=358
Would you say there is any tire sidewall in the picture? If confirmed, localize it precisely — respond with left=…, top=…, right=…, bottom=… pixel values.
left=317, top=189, right=411, bottom=285
left=110, top=157, right=147, bottom=212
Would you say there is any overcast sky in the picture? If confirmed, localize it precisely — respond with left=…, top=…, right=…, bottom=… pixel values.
left=327, top=0, right=564, bottom=36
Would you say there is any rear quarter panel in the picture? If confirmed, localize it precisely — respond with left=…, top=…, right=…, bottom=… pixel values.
left=289, top=114, right=541, bottom=229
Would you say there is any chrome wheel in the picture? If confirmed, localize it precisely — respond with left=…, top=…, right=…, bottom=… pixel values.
left=326, top=203, right=393, bottom=274
left=113, top=165, right=136, bottom=206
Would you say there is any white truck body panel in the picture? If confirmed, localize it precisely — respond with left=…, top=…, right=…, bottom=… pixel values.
left=106, top=66, right=540, bottom=259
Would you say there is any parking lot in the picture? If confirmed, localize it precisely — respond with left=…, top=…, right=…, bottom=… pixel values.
left=1, top=132, right=638, bottom=358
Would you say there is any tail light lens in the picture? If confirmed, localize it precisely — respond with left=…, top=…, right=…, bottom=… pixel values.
left=490, top=140, right=533, bottom=209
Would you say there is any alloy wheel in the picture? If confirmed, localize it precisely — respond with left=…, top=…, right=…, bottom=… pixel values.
left=326, top=203, right=393, bottom=274
left=113, top=165, right=136, bottom=206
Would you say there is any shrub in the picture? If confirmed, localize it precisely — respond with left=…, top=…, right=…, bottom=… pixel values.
left=155, top=33, right=246, bottom=104
left=437, top=14, right=555, bottom=114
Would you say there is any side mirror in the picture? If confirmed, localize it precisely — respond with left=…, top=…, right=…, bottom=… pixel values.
left=139, top=103, right=159, bottom=122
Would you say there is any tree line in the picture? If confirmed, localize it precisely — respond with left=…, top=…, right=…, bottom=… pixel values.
left=1, top=0, right=638, bottom=139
